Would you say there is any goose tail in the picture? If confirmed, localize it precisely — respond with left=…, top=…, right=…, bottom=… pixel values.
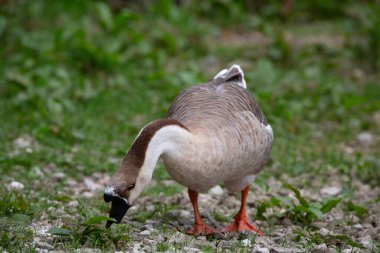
left=213, top=64, right=247, bottom=89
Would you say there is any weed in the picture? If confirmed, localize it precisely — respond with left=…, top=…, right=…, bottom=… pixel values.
left=294, top=230, right=365, bottom=250
left=0, top=225, right=35, bottom=252
left=256, top=184, right=341, bottom=225
left=345, top=201, right=368, bottom=219
left=134, top=203, right=177, bottom=223
left=48, top=199, right=130, bottom=249
left=212, top=209, right=231, bottom=223
left=282, top=184, right=341, bottom=225
left=156, top=241, right=170, bottom=252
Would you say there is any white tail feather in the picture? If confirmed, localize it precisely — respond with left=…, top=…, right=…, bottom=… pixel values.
left=213, top=64, right=247, bottom=89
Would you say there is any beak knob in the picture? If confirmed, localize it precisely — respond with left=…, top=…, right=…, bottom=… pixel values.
left=104, top=192, right=113, bottom=203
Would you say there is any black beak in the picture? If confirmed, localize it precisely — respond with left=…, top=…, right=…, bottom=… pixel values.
left=104, top=192, right=130, bottom=228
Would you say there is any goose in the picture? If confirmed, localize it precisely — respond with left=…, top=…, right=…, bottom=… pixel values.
left=104, top=65, right=273, bottom=235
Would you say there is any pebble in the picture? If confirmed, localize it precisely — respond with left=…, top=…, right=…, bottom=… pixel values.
left=168, top=231, right=187, bottom=244
left=356, top=132, right=373, bottom=146
left=352, top=224, right=363, bottom=230
left=208, top=185, right=224, bottom=197
left=281, top=218, right=293, bottom=226
left=241, top=239, right=251, bottom=247
left=179, top=209, right=191, bottom=217
left=256, top=248, right=270, bottom=253
left=139, top=230, right=150, bottom=236
left=68, top=200, right=78, bottom=207
left=183, top=247, right=200, bottom=253
left=360, top=235, right=372, bottom=249
left=78, top=248, right=101, bottom=253
left=35, top=241, right=54, bottom=250
left=13, top=135, right=33, bottom=148
left=320, top=186, right=341, bottom=196
left=311, top=243, right=329, bottom=253
left=271, top=246, right=300, bottom=253
left=8, top=181, right=24, bottom=191
left=143, top=239, right=157, bottom=247
left=53, top=172, right=66, bottom=180
left=310, top=221, right=328, bottom=229
left=84, top=178, right=101, bottom=191
left=146, top=204, right=155, bottom=212
left=319, top=228, right=330, bottom=236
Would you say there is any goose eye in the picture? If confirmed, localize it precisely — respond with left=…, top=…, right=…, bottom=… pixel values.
left=127, top=183, right=135, bottom=191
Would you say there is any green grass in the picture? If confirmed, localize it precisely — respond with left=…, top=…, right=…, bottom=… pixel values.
left=1, top=0, right=380, bottom=251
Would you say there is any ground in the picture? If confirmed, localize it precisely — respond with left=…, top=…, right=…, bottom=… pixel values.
left=0, top=1, right=380, bottom=252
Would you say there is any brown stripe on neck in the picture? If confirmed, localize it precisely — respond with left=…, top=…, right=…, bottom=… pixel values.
left=124, top=119, right=188, bottom=169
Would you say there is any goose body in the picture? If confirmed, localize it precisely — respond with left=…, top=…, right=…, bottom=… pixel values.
left=162, top=80, right=273, bottom=193
left=104, top=65, right=273, bottom=235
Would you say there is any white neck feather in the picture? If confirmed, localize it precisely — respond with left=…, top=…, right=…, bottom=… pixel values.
left=128, top=125, right=193, bottom=203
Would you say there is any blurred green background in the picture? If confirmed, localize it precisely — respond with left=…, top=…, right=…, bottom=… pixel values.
left=1, top=0, right=379, bottom=177
left=0, top=0, right=380, bottom=251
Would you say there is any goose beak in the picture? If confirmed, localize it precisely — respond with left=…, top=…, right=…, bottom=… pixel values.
left=104, top=186, right=131, bottom=228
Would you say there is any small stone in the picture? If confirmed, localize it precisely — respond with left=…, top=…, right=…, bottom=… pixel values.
left=320, top=186, right=341, bottom=196
left=360, top=235, right=372, bottom=249
left=310, top=221, right=328, bottom=229
left=8, top=181, right=24, bottom=191
left=272, top=246, right=301, bottom=253
left=241, top=239, right=251, bottom=247
left=139, top=230, right=150, bottom=236
left=357, top=132, right=373, bottom=146
left=53, top=172, right=65, bottom=180
left=140, top=224, right=153, bottom=231
left=168, top=231, right=187, bottom=244
left=65, top=179, right=77, bottom=187
left=68, top=201, right=78, bottom=207
left=208, top=185, right=224, bottom=197
left=84, top=178, right=100, bottom=191
left=312, top=243, right=330, bottom=253
left=197, top=236, right=207, bottom=241
left=352, top=224, right=363, bottom=230
left=281, top=218, right=293, bottom=226
left=319, top=228, right=330, bottom=236
left=143, top=239, right=157, bottom=247
left=35, top=241, right=53, bottom=250
left=179, top=210, right=191, bottom=217
left=256, top=248, right=270, bottom=253
left=350, top=215, right=360, bottom=224
left=146, top=204, right=155, bottom=212
left=13, top=135, right=33, bottom=148
left=79, top=248, right=101, bottom=253
left=183, top=247, right=200, bottom=253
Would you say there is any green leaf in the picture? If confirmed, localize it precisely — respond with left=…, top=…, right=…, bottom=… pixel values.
left=0, top=217, right=9, bottom=226
left=321, top=198, right=341, bottom=213
left=346, top=201, right=368, bottom=219
left=54, top=195, right=71, bottom=202
left=307, top=207, right=324, bottom=219
left=10, top=214, right=30, bottom=226
left=283, top=183, right=307, bottom=206
left=332, top=235, right=365, bottom=249
left=48, top=227, right=72, bottom=236
left=85, top=216, right=114, bottom=225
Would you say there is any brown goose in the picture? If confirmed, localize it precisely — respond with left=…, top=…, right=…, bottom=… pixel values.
left=104, top=65, right=273, bottom=235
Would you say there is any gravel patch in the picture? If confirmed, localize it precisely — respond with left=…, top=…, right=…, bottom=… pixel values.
left=26, top=171, right=380, bottom=252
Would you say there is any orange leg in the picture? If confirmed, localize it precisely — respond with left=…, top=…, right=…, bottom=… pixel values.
left=187, top=189, right=216, bottom=235
left=221, top=186, right=264, bottom=235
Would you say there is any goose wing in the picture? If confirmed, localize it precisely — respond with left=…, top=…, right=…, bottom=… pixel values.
left=168, top=66, right=268, bottom=129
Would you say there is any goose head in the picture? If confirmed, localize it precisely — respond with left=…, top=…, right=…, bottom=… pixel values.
left=104, top=160, right=148, bottom=228
left=104, top=119, right=187, bottom=227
